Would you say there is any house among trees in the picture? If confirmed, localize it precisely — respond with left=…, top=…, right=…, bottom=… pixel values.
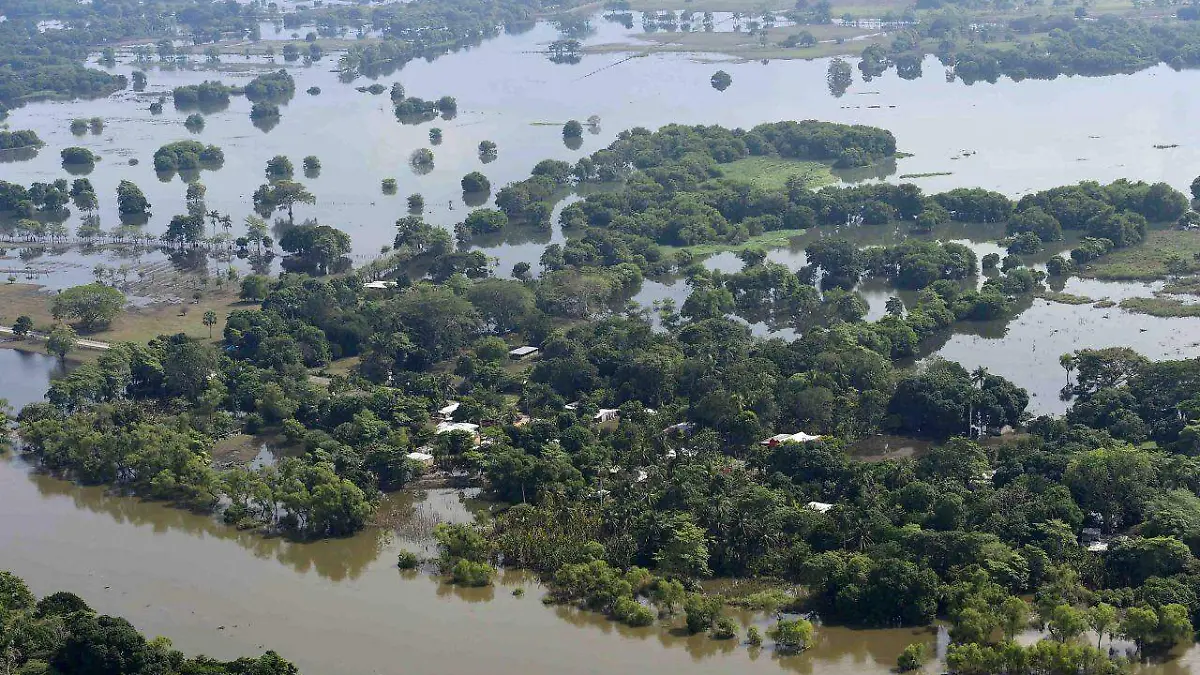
left=760, top=431, right=823, bottom=447
left=593, top=408, right=619, bottom=423
left=436, top=401, right=460, bottom=420
left=405, top=450, right=435, bottom=468
left=436, top=421, right=481, bottom=447
left=508, top=345, right=539, bottom=360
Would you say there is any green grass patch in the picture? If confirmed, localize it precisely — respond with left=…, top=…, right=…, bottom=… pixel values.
left=717, top=156, right=835, bottom=190
left=663, top=228, right=808, bottom=256
left=1036, top=291, right=1095, bottom=305
left=1083, top=229, right=1200, bottom=281
left=899, top=171, right=953, bottom=179
left=1119, top=297, right=1200, bottom=317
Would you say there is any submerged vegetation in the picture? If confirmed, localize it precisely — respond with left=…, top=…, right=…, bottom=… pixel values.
left=12, top=116, right=1200, bottom=674
left=7, top=0, right=1200, bottom=670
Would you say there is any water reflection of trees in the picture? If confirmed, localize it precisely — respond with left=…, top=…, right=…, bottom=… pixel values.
left=26, top=469, right=389, bottom=582
left=0, top=147, right=39, bottom=163
left=831, top=158, right=897, bottom=183
left=463, top=223, right=552, bottom=250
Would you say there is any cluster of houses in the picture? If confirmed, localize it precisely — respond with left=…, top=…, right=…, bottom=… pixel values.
left=410, top=379, right=835, bottom=506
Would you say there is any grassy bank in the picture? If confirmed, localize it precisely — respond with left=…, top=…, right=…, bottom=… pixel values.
left=1036, top=291, right=1096, bottom=305
left=0, top=283, right=245, bottom=344
left=1082, top=229, right=1200, bottom=281
left=1119, top=297, right=1200, bottom=318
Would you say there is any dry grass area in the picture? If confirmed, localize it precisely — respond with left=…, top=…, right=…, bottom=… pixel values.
left=0, top=282, right=250, bottom=345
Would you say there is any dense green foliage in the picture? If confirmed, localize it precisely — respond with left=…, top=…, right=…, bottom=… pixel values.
left=59, top=147, right=97, bottom=165
left=492, top=120, right=896, bottom=232
left=0, top=570, right=300, bottom=675
left=250, top=102, right=281, bottom=120
left=51, top=283, right=126, bottom=330
left=279, top=224, right=352, bottom=274
left=116, top=180, right=150, bottom=216
left=153, top=140, right=225, bottom=173
left=172, top=81, right=232, bottom=111
left=0, top=129, right=42, bottom=150
left=244, top=70, right=296, bottom=103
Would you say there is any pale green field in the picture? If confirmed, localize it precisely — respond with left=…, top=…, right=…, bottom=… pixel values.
left=717, top=156, right=835, bottom=190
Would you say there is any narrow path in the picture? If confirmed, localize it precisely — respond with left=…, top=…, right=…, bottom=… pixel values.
left=0, top=326, right=112, bottom=350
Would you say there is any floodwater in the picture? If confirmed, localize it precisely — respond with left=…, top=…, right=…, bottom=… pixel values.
left=4, top=14, right=1200, bottom=260
left=0, top=348, right=63, bottom=410
left=1, top=344, right=1198, bottom=675
left=6, top=19, right=1200, bottom=669
left=633, top=222, right=1200, bottom=414
left=4, top=14, right=1200, bottom=409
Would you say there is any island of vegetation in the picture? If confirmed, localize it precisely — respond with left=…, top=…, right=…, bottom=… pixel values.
left=0, top=129, right=43, bottom=150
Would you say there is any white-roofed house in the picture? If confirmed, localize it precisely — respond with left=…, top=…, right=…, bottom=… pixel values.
left=405, top=450, right=435, bottom=468
left=508, top=346, right=540, bottom=360
left=593, top=408, right=620, bottom=423
left=435, top=421, right=481, bottom=447
left=760, top=431, right=823, bottom=447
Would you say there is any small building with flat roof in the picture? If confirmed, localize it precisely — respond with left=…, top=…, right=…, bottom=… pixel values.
left=509, top=346, right=540, bottom=360
left=405, top=451, right=435, bottom=468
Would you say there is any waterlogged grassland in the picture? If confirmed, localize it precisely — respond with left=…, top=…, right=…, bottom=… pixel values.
left=1036, top=290, right=1096, bottom=305
left=1119, top=296, right=1200, bottom=317
left=0, top=282, right=243, bottom=343
left=717, top=156, right=835, bottom=189
left=1083, top=229, right=1200, bottom=280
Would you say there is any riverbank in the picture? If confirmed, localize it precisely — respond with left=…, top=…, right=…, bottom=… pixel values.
left=1, top=452, right=1197, bottom=675
left=0, top=282, right=244, bottom=345
left=1081, top=229, right=1200, bottom=281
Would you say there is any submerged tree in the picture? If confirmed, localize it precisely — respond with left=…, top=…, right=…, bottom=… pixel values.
left=827, top=57, right=853, bottom=97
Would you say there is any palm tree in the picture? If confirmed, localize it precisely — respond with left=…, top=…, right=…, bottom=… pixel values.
left=1059, top=353, right=1076, bottom=386
left=207, top=210, right=221, bottom=237
left=970, top=366, right=989, bottom=388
